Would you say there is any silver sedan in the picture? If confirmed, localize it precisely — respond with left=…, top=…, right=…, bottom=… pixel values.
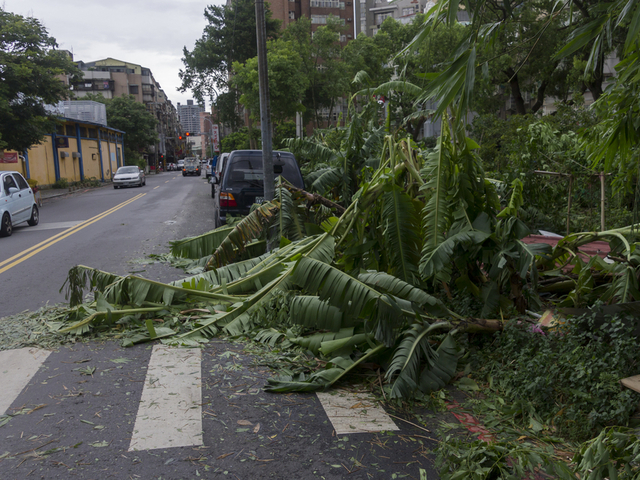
left=113, top=166, right=146, bottom=189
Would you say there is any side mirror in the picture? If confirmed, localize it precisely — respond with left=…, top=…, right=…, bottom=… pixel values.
left=210, top=175, right=219, bottom=185
left=8, top=187, right=19, bottom=195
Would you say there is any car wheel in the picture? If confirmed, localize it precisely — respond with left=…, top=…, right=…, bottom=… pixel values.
left=0, top=213, right=12, bottom=237
left=114, top=185, right=118, bottom=189
left=27, top=205, right=39, bottom=226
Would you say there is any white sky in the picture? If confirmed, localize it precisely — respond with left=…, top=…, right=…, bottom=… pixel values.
left=4, top=0, right=223, bottom=108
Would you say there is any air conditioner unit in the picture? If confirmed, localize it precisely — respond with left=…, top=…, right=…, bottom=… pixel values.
left=72, top=152, right=81, bottom=159
left=59, top=151, right=69, bottom=158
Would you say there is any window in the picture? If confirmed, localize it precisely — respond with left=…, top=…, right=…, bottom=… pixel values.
left=79, top=127, right=88, bottom=138
left=289, top=10, right=295, bottom=19
left=3, top=174, right=17, bottom=195
left=88, top=128, right=98, bottom=139
left=13, top=173, right=29, bottom=190
left=310, top=0, right=345, bottom=7
left=66, top=125, right=75, bottom=136
left=402, top=7, right=414, bottom=15
left=129, top=85, right=139, bottom=94
left=311, top=14, right=328, bottom=23
left=339, top=34, right=346, bottom=42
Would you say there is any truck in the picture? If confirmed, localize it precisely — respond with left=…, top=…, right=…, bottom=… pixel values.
left=181, top=157, right=200, bottom=176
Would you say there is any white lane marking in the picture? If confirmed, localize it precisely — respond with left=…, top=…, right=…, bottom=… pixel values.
left=316, top=390, right=399, bottom=435
left=28, top=221, right=85, bottom=231
left=0, top=348, right=51, bottom=415
left=129, top=345, right=202, bottom=451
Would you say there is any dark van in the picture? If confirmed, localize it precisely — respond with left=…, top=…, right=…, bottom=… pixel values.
left=211, top=150, right=304, bottom=226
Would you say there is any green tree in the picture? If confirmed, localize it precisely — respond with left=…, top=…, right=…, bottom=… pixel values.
left=179, top=0, right=280, bottom=129
left=232, top=39, right=308, bottom=123
left=0, top=8, right=80, bottom=152
left=86, top=94, right=158, bottom=165
left=282, top=16, right=350, bottom=128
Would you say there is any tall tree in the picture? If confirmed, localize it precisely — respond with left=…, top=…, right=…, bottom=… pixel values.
left=179, top=0, right=280, bottom=129
left=232, top=39, right=309, bottom=123
left=282, top=16, right=350, bottom=128
left=0, top=8, right=80, bottom=152
left=85, top=94, right=158, bottom=165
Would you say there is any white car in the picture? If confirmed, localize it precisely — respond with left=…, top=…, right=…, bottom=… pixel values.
left=1, top=171, right=39, bottom=237
left=113, top=166, right=146, bottom=189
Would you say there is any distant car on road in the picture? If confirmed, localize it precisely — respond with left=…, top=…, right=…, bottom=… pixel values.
left=113, top=166, right=146, bottom=189
left=182, top=157, right=201, bottom=176
left=167, top=163, right=177, bottom=171
left=0, top=171, right=39, bottom=237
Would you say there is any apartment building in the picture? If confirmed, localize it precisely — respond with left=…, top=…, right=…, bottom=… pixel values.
left=69, top=57, right=182, bottom=167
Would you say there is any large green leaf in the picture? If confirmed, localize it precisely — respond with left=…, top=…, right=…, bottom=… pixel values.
left=170, top=226, right=234, bottom=259
left=381, top=184, right=421, bottom=285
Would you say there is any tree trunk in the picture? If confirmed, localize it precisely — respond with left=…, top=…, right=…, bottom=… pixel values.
left=505, top=68, right=527, bottom=115
left=531, top=80, right=549, bottom=113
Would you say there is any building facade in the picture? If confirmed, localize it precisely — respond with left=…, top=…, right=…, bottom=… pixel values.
left=68, top=57, right=182, bottom=168
left=0, top=119, right=125, bottom=187
left=177, top=100, right=205, bottom=136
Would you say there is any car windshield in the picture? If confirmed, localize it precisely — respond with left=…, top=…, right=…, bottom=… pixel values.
left=226, top=156, right=301, bottom=189
left=117, top=167, right=139, bottom=174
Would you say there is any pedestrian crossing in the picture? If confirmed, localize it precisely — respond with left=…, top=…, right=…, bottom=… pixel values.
left=0, top=345, right=398, bottom=453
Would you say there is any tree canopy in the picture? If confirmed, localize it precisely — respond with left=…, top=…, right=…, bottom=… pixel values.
left=0, top=8, right=80, bottom=152
left=179, top=0, right=280, bottom=128
left=85, top=94, right=158, bottom=165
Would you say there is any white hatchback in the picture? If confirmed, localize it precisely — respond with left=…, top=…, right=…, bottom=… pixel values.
left=0, top=171, right=39, bottom=237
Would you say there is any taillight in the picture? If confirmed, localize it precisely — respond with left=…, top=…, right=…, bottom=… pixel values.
left=220, top=192, right=236, bottom=207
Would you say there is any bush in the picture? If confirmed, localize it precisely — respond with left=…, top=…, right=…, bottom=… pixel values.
left=468, top=312, right=640, bottom=441
left=53, top=178, right=69, bottom=189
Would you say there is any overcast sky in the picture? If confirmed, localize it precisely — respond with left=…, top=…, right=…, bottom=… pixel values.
left=4, top=0, right=224, bottom=108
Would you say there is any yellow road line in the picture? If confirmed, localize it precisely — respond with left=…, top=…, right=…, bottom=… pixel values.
left=0, top=193, right=146, bottom=275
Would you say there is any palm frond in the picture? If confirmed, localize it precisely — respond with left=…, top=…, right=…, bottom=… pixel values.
left=206, top=201, right=280, bottom=269
left=381, top=184, right=421, bottom=284
left=170, top=226, right=234, bottom=259
left=418, top=333, right=460, bottom=393
left=386, top=321, right=453, bottom=399
left=290, top=296, right=348, bottom=332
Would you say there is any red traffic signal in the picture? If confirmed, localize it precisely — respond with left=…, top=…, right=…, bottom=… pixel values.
left=185, top=132, right=190, bottom=137
left=179, top=135, right=183, bottom=140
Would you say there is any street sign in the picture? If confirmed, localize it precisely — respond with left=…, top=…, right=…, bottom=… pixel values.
left=212, top=125, right=219, bottom=153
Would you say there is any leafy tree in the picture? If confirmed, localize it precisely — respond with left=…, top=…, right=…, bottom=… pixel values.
left=86, top=94, right=158, bottom=165
left=232, top=39, right=308, bottom=123
left=179, top=0, right=280, bottom=129
left=0, top=8, right=80, bottom=152
left=282, top=16, right=350, bottom=128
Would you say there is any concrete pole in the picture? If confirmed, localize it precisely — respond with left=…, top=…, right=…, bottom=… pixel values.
left=255, top=0, right=274, bottom=201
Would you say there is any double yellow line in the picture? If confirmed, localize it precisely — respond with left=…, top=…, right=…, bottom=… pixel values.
left=0, top=193, right=146, bottom=275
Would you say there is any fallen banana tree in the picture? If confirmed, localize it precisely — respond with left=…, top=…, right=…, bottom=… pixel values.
left=52, top=132, right=640, bottom=398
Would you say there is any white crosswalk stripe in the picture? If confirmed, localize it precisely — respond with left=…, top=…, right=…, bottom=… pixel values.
left=0, top=347, right=50, bottom=415
left=128, top=345, right=203, bottom=451
left=316, top=390, right=399, bottom=434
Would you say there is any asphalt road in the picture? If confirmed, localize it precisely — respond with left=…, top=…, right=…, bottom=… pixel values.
left=0, top=173, right=445, bottom=479
left=0, top=172, right=216, bottom=318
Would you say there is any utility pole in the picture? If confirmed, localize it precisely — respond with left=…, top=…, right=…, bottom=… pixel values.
left=255, top=0, right=274, bottom=201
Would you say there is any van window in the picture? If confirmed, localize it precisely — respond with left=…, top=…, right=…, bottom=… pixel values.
left=226, top=156, right=301, bottom=188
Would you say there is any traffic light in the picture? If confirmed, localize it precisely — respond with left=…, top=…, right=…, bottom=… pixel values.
left=185, top=132, right=190, bottom=137
left=179, top=135, right=183, bottom=140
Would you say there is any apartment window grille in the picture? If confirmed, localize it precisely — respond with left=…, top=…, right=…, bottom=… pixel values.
left=129, top=85, right=139, bottom=94
left=311, top=14, right=328, bottom=23
left=289, top=10, right=295, bottom=18
left=310, top=0, right=345, bottom=7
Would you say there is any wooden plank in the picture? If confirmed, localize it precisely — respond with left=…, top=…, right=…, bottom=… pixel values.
left=620, top=375, right=640, bottom=394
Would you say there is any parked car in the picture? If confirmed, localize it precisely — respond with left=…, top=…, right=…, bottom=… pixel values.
left=210, top=152, right=229, bottom=198
left=0, top=171, right=39, bottom=237
left=211, top=150, right=304, bottom=227
left=204, top=157, right=218, bottom=179
left=113, top=166, right=146, bottom=188
left=182, top=157, right=201, bottom=176
left=167, top=162, right=177, bottom=171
